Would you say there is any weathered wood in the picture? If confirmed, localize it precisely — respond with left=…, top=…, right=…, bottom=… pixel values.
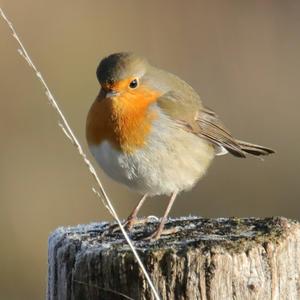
left=47, top=217, right=300, bottom=300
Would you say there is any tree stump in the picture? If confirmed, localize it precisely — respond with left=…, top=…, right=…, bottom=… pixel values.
left=47, top=217, right=300, bottom=300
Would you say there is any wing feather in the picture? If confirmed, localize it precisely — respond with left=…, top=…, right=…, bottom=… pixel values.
left=156, top=91, right=245, bottom=157
left=156, top=91, right=274, bottom=158
left=195, top=107, right=246, bottom=157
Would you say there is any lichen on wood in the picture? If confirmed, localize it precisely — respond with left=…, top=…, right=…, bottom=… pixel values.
left=48, top=216, right=300, bottom=300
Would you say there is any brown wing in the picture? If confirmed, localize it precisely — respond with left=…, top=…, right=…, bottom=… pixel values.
left=195, top=107, right=275, bottom=157
left=156, top=91, right=245, bottom=157
left=195, top=107, right=246, bottom=157
left=157, top=91, right=274, bottom=158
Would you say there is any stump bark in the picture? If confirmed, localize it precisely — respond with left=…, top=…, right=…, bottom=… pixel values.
left=47, top=217, right=300, bottom=300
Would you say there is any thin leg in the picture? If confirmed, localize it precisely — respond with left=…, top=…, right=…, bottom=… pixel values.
left=125, top=194, right=148, bottom=230
left=108, top=194, right=148, bottom=234
left=146, top=191, right=178, bottom=240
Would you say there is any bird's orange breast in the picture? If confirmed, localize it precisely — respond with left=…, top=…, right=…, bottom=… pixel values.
left=86, top=86, right=160, bottom=153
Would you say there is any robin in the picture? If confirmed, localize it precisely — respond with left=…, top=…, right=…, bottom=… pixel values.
left=86, top=52, right=274, bottom=240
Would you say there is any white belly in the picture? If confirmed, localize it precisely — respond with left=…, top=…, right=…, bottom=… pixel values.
left=89, top=114, right=215, bottom=196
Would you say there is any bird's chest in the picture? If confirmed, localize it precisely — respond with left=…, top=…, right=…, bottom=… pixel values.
left=89, top=127, right=166, bottom=193
left=89, top=114, right=215, bottom=195
left=86, top=92, right=158, bottom=153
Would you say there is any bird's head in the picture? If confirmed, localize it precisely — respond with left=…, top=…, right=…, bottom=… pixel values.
left=96, top=52, right=152, bottom=99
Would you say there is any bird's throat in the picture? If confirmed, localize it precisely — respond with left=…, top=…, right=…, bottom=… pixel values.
left=86, top=87, right=160, bottom=153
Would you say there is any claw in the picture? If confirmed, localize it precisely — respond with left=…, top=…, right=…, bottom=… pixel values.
left=144, top=226, right=179, bottom=241
left=104, top=217, right=149, bottom=235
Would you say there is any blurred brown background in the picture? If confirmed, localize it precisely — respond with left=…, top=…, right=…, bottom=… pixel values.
left=0, top=0, right=299, bottom=299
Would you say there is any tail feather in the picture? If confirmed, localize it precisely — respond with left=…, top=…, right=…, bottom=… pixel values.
left=237, top=140, right=275, bottom=157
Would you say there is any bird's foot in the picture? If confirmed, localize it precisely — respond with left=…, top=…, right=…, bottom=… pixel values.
left=143, top=226, right=179, bottom=241
left=104, top=217, right=149, bottom=235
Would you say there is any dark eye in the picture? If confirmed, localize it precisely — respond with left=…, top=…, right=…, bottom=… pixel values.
left=129, top=78, right=138, bottom=89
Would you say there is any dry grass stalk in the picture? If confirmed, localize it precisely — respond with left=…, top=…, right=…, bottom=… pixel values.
left=0, top=8, right=160, bottom=300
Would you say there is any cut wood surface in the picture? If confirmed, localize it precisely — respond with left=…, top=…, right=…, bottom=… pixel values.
left=48, top=216, right=300, bottom=300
